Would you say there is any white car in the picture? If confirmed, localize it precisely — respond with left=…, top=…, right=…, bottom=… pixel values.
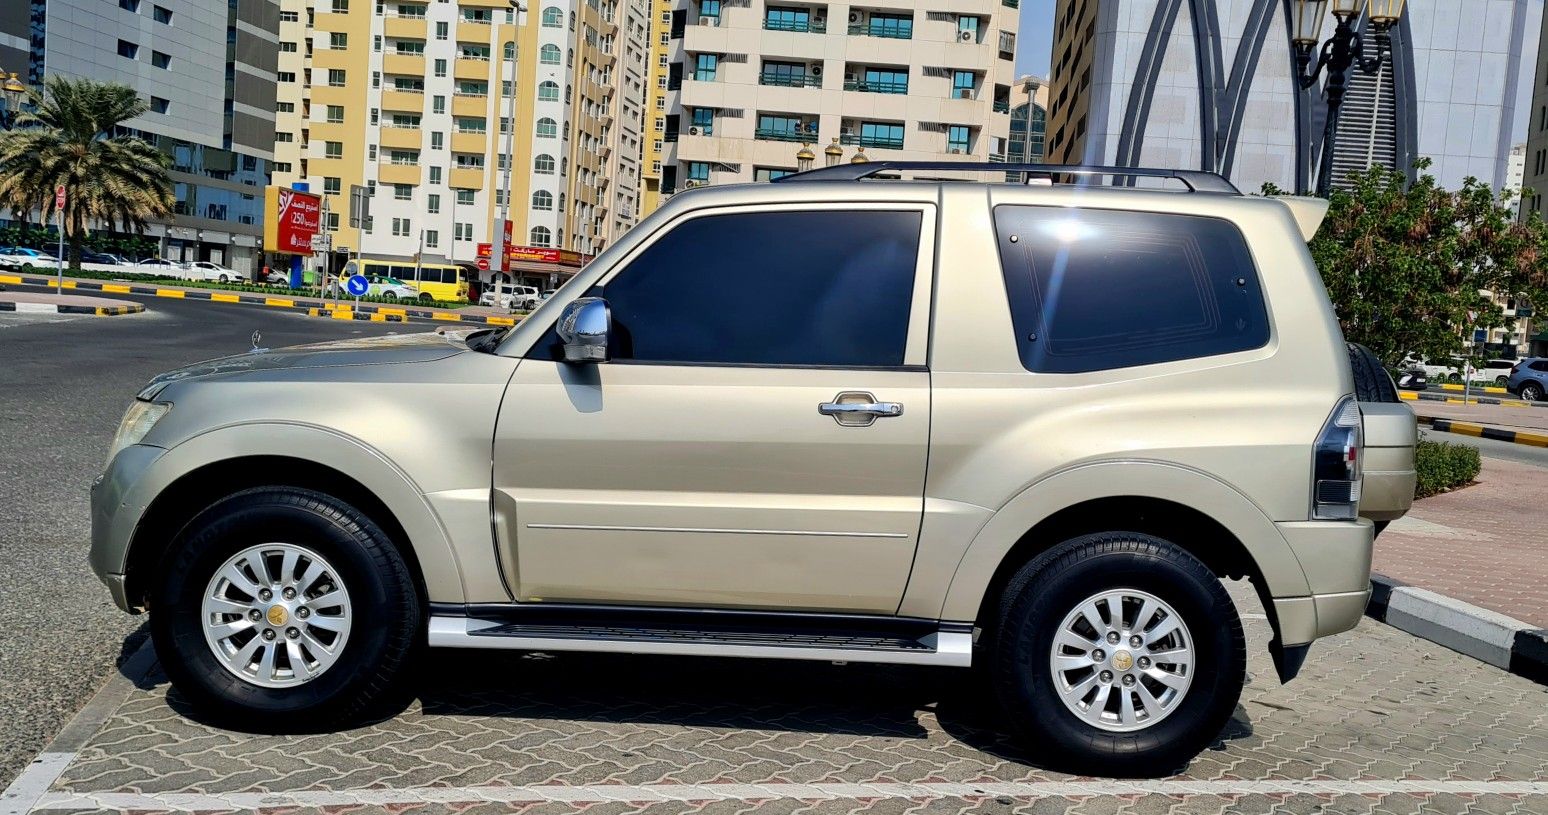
left=0, top=247, right=60, bottom=270
left=184, top=261, right=246, bottom=284
left=367, top=275, right=419, bottom=299
left=1406, top=356, right=1518, bottom=385
left=136, top=258, right=183, bottom=275
left=479, top=284, right=540, bottom=310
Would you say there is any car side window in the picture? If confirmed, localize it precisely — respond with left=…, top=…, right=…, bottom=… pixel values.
left=993, top=206, right=1270, bottom=374
left=556, top=210, right=922, bottom=367
left=1532, top=361, right=1548, bottom=372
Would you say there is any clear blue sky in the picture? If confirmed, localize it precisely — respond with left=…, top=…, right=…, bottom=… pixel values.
left=1015, top=0, right=1056, bottom=78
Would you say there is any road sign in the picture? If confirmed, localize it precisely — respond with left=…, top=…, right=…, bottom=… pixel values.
left=310, top=233, right=333, bottom=252
left=344, top=274, right=370, bottom=297
left=54, top=185, right=64, bottom=209
left=348, top=185, right=371, bottom=229
left=476, top=257, right=490, bottom=271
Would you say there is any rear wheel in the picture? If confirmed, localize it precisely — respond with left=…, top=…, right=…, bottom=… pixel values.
left=218, top=273, right=230, bottom=283
left=1523, top=382, right=1545, bottom=402
left=382, top=291, right=397, bottom=300
left=149, top=487, right=420, bottom=729
left=991, top=533, right=1245, bottom=776
left=418, top=293, right=433, bottom=302
left=1495, top=376, right=1509, bottom=387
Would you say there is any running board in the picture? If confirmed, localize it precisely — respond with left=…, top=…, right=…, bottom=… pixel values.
left=427, top=612, right=973, bottom=667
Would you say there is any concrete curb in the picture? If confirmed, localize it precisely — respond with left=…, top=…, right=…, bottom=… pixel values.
left=1399, top=390, right=1545, bottom=409
left=0, top=272, right=520, bottom=327
left=1417, top=416, right=1548, bottom=448
left=0, top=300, right=144, bottom=317
left=1367, top=573, right=1548, bottom=685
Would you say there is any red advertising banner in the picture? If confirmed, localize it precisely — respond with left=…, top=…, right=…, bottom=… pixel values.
left=477, top=242, right=590, bottom=266
left=263, top=186, right=323, bottom=254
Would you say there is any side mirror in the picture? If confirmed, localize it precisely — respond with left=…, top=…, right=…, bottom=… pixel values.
left=557, top=297, right=610, bottom=363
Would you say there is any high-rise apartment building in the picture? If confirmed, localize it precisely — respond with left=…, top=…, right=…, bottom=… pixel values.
left=1046, top=0, right=1532, bottom=195
left=660, top=0, right=1018, bottom=192
left=8, top=0, right=280, bottom=273
left=1522, top=5, right=1548, bottom=219
left=640, top=0, right=672, bottom=215
left=273, top=0, right=645, bottom=288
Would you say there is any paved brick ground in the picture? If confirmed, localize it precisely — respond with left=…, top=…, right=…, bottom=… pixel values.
left=1373, top=456, right=1548, bottom=629
left=25, top=584, right=1548, bottom=814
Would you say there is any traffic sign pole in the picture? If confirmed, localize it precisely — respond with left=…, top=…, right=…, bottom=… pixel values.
left=54, top=185, right=65, bottom=294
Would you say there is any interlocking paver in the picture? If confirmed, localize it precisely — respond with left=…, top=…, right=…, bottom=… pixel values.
left=28, top=584, right=1548, bottom=814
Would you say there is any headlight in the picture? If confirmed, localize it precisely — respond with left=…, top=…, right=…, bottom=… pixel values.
left=107, top=400, right=170, bottom=466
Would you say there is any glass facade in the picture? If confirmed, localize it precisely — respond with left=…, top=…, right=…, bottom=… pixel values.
left=116, top=126, right=270, bottom=229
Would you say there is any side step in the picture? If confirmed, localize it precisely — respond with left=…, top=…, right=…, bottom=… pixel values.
left=427, top=606, right=973, bottom=667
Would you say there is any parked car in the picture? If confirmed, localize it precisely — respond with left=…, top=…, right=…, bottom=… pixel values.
left=1407, top=356, right=1517, bottom=385
left=261, top=268, right=292, bottom=286
left=81, top=251, right=125, bottom=265
left=89, top=162, right=1404, bottom=775
left=0, top=247, right=61, bottom=270
left=185, top=261, right=246, bottom=284
left=367, top=275, right=418, bottom=299
left=136, top=258, right=182, bottom=273
left=1506, top=358, right=1548, bottom=402
left=479, top=283, right=540, bottom=310
left=1390, top=366, right=1427, bottom=391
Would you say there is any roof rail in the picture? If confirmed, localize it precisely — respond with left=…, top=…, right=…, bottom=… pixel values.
left=771, top=161, right=1241, bottom=194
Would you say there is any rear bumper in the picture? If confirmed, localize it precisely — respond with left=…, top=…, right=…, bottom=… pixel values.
left=1271, top=519, right=1374, bottom=649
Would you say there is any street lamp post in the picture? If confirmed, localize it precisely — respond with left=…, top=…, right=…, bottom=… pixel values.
left=0, top=72, right=24, bottom=129
left=1291, top=0, right=1407, bottom=197
left=494, top=0, right=524, bottom=314
left=796, top=144, right=815, bottom=173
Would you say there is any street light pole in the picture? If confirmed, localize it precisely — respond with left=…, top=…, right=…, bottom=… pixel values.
left=494, top=0, right=524, bottom=313
left=1291, top=0, right=1407, bottom=197
left=0, top=72, right=24, bottom=130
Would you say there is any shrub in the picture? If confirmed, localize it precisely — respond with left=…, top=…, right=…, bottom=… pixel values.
left=1413, top=438, right=1481, bottom=499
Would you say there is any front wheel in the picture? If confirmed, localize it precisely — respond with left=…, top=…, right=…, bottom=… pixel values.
left=382, top=291, right=397, bottom=300
left=418, top=293, right=433, bottom=302
left=149, top=487, right=421, bottom=730
left=218, top=274, right=230, bottom=283
left=1523, top=383, right=1545, bottom=402
left=991, top=533, right=1245, bottom=776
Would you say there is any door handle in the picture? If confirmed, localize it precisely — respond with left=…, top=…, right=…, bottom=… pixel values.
left=819, top=392, right=903, bottom=426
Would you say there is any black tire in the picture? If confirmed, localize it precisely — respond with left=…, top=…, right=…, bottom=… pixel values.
left=218, top=274, right=230, bottom=283
left=1495, top=376, right=1509, bottom=387
left=419, top=293, right=433, bottom=302
left=149, top=487, right=420, bottom=730
left=1524, top=383, right=1545, bottom=403
left=382, top=291, right=397, bottom=300
left=991, top=533, right=1245, bottom=776
left=1346, top=343, right=1399, bottom=403
left=1448, top=372, right=1463, bottom=383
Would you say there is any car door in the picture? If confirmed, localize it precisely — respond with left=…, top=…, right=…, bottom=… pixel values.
left=492, top=204, right=936, bottom=613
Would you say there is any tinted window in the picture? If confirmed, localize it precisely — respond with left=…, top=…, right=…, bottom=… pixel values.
left=994, top=206, right=1269, bottom=374
left=553, top=210, right=922, bottom=367
left=1531, top=361, right=1548, bottom=372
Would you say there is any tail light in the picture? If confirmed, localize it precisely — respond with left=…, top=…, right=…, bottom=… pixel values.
left=1311, top=396, right=1362, bottom=520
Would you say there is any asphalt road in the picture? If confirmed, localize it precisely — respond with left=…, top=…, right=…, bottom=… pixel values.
left=0, top=294, right=409, bottom=787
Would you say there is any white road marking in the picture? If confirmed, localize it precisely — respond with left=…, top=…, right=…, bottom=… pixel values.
left=30, top=780, right=1548, bottom=811
left=0, top=753, right=74, bottom=815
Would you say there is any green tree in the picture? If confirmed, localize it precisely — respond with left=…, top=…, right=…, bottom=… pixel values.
left=0, top=76, right=173, bottom=269
left=1266, top=160, right=1548, bottom=366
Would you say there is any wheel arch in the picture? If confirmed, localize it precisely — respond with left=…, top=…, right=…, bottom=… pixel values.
left=117, top=425, right=466, bottom=611
left=936, top=462, right=1311, bottom=669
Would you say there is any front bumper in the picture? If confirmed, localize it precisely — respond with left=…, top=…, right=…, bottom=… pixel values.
left=89, top=443, right=166, bottom=613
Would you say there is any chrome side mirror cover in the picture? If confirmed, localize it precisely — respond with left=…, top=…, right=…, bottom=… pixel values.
left=557, top=297, right=610, bottom=363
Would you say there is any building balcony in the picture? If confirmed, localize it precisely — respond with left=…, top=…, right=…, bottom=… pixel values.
left=451, top=131, right=487, bottom=154
left=755, top=128, right=812, bottom=143
left=380, top=89, right=425, bottom=112
left=382, top=53, right=425, bottom=76
left=841, top=133, right=904, bottom=150
left=764, top=18, right=825, bottom=33
left=450, top=167, right=485, bottom=190
left=457, top=21, right=494, bottom=42
left=383, top=16, right=426, bottom=39
left=847, top=23, right=912, bottom=39
left=378, top=163, right=421, bottom=185
left=843, top=78, right=909, bottom=94
left=455, top=58, right=492, bottom=80
left=379, top=127, right=423, bottom=150
left=759, top=71, right=820, bottom=88
left=452, top=94, right=489, bottom=117
left=993, top=99, right=1010, bottom=113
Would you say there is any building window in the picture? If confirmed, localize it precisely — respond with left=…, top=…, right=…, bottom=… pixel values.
left=530, top=226, right=553, bottom=246
left=540, top=44, right=561, bottom=64
left=330, top=0, right=349, bottom=12
left=328, top=69, right=346, bottom=86
left=274, top=162, right=293, bottom=173
left=455, top=222, right=472, bottom=241
left=693, top=53, right=718, bottom=81
left=152, top=4, right=172, bottom=23
left=396, top=40, right=425, bottom=55
left=542, top=6, right=563, bottom=26
left=276, top=102, right=295, bottom=113
left=534, top=154, right=556, bottom=173
left=276, top=132, right=294, bottom=143
left=326, top=105, right=344, bottom=123
left=431, top=131, right=444, bottom=149
left=428, top=194, right=440, bottom=213
left=687, top=161, right=710, bottom=183
left=434, top=58, right=447, bottom=77
left=532, top=190, right=554, bottom=210
left=425, top=230, right=439, bottom=248
left=324, top=176, right=342, bottom=194
left=947, top=125, right=971, bottom=153
left=538, top=81, right=560, bottom=101
left=861, top=13, right=912, bottom=38
left=456, top=188, right=475, bottom=206
left=151, top=51, right=171, bottom=69
left=456, top=117, right=487, bottom=134
left=394, top=184, right=413, bottom=200
left=536, top=117, right=558, bottom=138
left=325, top=141, right=343, bottom=158
left=435, top=21, right=448, bottom=39
left=389, top=150, right=419, bottom=165
left=391, top=114, right=421, bottom=129
left=150, top=96, right=169, bottom=113
left=753, top=167, right=796, bottom=181
left=429, top=166, right=442, bottom=183
left=952, top=71, right=977, bottom=98
left=690, top=107, right=713, bottom=135
left=392, top=217, right=412, bottom=237
left=455, top=154, right=485, bottom=169
left=369, top=144, right=378, bottom=160
left=433, top=95, right=446, bottom=114
left=856, top=121, right=904, bottom=149
left=328, top=32, right=347, bottom=49
left=117, top=40, right=139, bottom=59
left=280, top=41, right=298, bottom=52
left=957, top=15, right=980, bottom=42
left=280, top=11, right=299, bottom=22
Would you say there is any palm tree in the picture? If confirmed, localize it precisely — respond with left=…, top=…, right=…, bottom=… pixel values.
left=0, top=76, right=173, bottom=268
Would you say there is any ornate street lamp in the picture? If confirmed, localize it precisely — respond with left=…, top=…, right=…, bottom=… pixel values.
left=824, top=137, right=844, bottom=167
left=850, top=147, right=869, bottom=164
left=1292, top=0, right=1407, bottom=197
left=0, top=72, right=25, bottom=129
left=796, top=143, right=815, bottom=173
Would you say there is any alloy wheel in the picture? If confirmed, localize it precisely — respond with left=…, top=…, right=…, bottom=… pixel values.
left=1048, top=588, right=1194, bottom=732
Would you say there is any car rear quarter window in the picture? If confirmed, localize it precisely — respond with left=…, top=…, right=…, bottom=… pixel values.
left=575, top=209, right=922, bottom=368
left=993, top=206, right=1270, bottom=374
left=1531, top=361, right=1548, bottom=372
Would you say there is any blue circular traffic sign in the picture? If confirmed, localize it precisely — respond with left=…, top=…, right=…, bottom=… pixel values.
left=345, top=274, right=370, bottom=297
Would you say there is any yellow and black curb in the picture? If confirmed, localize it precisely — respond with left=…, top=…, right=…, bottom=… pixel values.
left=1419, top=416, right=1548, bottom=448
left=0, top=271, right=520, bottom=327
left=0, top=300, right=145, bottom=317
left=1434, top=382, right=1509, bottom=395
left=1399, top=390, right=1544, bottom=409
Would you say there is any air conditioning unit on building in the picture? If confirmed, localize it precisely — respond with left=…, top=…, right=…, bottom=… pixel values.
left=948, top=148, right=964, bottom=155
left=957, top=88, right=975, bottom=100
left=688, top=126, right=700, bottom=135
left=810, top=64, right=823, bottom=76
left=848, top=11, right=862, bottom=23
left=684, top=179, right=705, bottom=188
left=960, top=31, right=974, bottom=42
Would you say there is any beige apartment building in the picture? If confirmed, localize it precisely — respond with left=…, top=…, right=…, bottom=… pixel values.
left=272, top=0, right=647, bottom=285
left=661, top=0, right=1019, bottom=191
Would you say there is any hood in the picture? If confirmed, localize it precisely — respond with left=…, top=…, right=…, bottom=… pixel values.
left=141, top=332, right=467, bottom=395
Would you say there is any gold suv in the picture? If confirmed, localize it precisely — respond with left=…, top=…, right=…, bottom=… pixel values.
left=89, top=163, right=1412, bottom=775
